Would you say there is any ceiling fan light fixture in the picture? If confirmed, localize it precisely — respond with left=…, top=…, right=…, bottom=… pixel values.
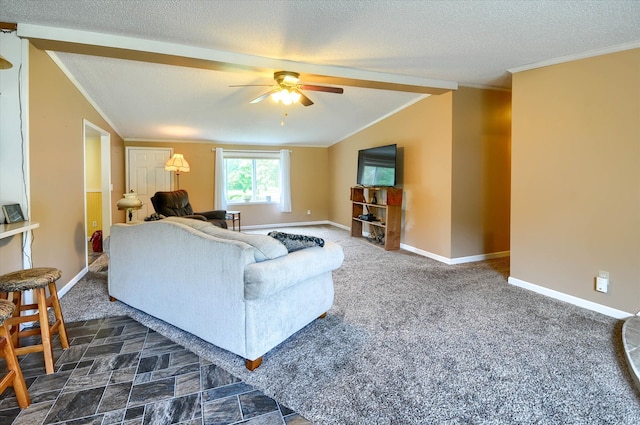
left=271, top=88, right=300, bottom=105
left=274, top=71, right=300, bottom=86
left=290, top=90, right=301, bottom=103
left=235, top=70, right=340, bottom=107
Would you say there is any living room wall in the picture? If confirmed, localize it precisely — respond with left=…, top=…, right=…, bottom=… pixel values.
left=511, top=48, right=640, bottom=314
left=27, top=44, right=125, bottom=290
left=328, top=87, right=511, bottom=261
left=451, top=87, right=511, bottom=258
left=124, top=140, right=330, bottom=226
left=329, top=92, right=454, bottom=257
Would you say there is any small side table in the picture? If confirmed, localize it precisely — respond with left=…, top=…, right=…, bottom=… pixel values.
left=226, top=211, right=241, bottom=231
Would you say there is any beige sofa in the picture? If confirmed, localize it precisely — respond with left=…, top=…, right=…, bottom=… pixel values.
left=108, top=217, right=344, bottom=369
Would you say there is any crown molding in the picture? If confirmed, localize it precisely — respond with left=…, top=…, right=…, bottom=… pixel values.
left=508, top=40, right=640, bottom=74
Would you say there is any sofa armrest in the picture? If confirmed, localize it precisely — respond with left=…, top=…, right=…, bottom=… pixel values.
left=196, top=210, right=227, bottom=220
left=244, top=242, right=344, bottom=299
left=182, top=214, right=208, bottom=221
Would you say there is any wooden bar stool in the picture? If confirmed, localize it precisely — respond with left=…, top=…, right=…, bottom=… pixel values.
left=0, top=267, right=70, bottom=374
left=0, top=299, right=30, bottom=408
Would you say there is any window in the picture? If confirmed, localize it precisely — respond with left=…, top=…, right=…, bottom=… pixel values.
left=224, top=152, right=280, bottom=203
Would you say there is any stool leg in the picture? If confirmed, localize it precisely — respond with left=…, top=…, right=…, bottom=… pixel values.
left=10, top=291, right=21, bottom=349
left=48, top=282, right=69, bottom=349
left=36, top=288, right=55, bottom=374
left=0, top=323, right=30, bottom=408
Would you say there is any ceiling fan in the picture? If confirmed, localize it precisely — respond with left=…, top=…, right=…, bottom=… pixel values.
left=231, top=71, right=344, bottom=107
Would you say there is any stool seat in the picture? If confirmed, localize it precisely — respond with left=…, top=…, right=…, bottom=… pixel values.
left=0, top=299, right=15, bottom=320
left=0, top=300, right=15, bottom=323
left=0, top=267, right=69, bottom=375
left=0, top=267, right=62, bottom=292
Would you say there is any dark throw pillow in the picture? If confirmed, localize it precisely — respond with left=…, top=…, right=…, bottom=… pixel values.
left=268, top=231, right=325, bottom=253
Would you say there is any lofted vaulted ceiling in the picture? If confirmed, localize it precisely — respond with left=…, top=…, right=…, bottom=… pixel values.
left=1, top=0, right=640, bottom=146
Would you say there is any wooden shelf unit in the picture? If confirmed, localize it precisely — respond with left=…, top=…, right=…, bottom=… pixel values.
left=350, top=186, right=402, bottom=250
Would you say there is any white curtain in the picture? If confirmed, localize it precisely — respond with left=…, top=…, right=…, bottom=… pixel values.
left=279, top=149, right=292, bottom=212
left=214, top=148, right=227, bottom=210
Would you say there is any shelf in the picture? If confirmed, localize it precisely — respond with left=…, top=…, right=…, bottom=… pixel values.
left=352, top=202, right=389, bottom=208
left=0, top=221, right=40, bottom=240
left=350, top=186, right=401, bottom=251
left=352, top=218, right=386, bottom=227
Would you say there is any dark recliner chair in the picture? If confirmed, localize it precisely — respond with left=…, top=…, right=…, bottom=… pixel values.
left=150, top=189, right=228, bottom=228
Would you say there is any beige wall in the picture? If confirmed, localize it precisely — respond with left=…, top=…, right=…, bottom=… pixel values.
left=329, top=94, right=453, bottom=259
left=0, top=237, right=23, bottom=274
left=28, top=44, right=125, bottom=290
left=124, top=141, right=330, bottom=226
left=452, top=87, right=511, bottom=257
left=329, top=88, right=511, bottom=260
left=511, top=49, right=640, bottom=313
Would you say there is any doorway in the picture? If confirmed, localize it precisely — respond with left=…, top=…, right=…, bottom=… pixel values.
left=83, top=120, right=111, bottom=267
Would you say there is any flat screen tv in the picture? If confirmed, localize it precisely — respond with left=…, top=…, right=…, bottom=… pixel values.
left=357, top=144, right=397, bottom=187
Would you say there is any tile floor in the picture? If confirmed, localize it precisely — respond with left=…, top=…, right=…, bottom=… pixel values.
left=0, top=315, right=310, bottom=425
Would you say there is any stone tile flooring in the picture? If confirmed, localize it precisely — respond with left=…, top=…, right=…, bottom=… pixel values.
left=0, top=315, right=310, bottom=425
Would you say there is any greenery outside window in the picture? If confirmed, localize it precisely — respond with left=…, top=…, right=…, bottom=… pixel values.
left=224, top=152, right=280, bottom=204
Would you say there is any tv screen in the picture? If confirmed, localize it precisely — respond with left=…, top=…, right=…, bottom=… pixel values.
left=357, top=144, right=397, bottom=187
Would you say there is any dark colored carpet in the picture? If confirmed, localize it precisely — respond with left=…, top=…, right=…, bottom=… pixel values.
left=62, top=225, right=640, bottom=424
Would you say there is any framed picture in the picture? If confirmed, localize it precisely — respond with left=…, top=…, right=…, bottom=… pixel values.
left=2, top=204, right=25, bottom=224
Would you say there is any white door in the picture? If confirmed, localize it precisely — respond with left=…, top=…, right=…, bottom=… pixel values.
left=126, top=147, right=172, bottom=221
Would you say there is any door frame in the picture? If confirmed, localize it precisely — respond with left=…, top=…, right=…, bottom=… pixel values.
left=83, top=120, right=111, bottom=267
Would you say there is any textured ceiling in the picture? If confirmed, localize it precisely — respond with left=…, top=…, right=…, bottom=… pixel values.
left=2, top=0, right=640, bottom=146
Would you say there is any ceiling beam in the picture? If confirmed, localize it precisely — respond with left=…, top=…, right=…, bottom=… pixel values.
left=18, top=23, right=456, bottom=95
left=0, top=22, right=18, bottom=31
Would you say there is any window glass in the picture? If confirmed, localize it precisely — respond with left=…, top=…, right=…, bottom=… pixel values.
left=225, top=156, right=280, bottom=203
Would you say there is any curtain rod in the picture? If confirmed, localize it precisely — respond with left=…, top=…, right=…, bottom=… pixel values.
left=211, top=148, right=291, bottom=153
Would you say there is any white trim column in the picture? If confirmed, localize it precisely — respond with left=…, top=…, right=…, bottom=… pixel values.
left=0, top=31, right=32, bottom=268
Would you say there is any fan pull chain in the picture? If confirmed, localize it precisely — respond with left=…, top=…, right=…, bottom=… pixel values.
left=281, top=105, right=288, bottom=126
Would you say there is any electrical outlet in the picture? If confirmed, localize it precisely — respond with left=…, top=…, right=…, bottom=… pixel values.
left=92, top=221, right=98, bottom=228
left=596, top=270, right=609, bottom=293
left=306, top=210, right=311, bottom=215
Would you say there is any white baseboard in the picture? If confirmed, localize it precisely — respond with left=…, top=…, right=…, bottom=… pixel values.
left=400, top=243, right=510, bottom=265
left=448, top=250, right=510, bottom=265
left=328, top=221, right=350, bottom=231
left=241, top=220, right=331, bottom=230
left=508, top=276, right=632, bottom=319
left=58, top=266, right=88, bottom=299
left=323, top=222, right=510, bottom=265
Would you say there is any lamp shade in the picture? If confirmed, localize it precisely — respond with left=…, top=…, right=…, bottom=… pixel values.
left=116, top=191, right=142, bottom=210
left=165, top=153, right=190, bottom=173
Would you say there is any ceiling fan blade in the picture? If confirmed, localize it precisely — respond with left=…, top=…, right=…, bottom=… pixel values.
left=297, top=90, right=314, bottom=107
left=250, top=90, right=276, bottom=104
left=300, top=84, right=344, bottom=94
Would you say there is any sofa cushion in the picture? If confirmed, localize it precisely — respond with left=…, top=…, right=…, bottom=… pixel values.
left=267, top=231, right=325, bottom=252
left=244, top=242, right=344, bottom=299
left=165, top=217, right=287, bottom=262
